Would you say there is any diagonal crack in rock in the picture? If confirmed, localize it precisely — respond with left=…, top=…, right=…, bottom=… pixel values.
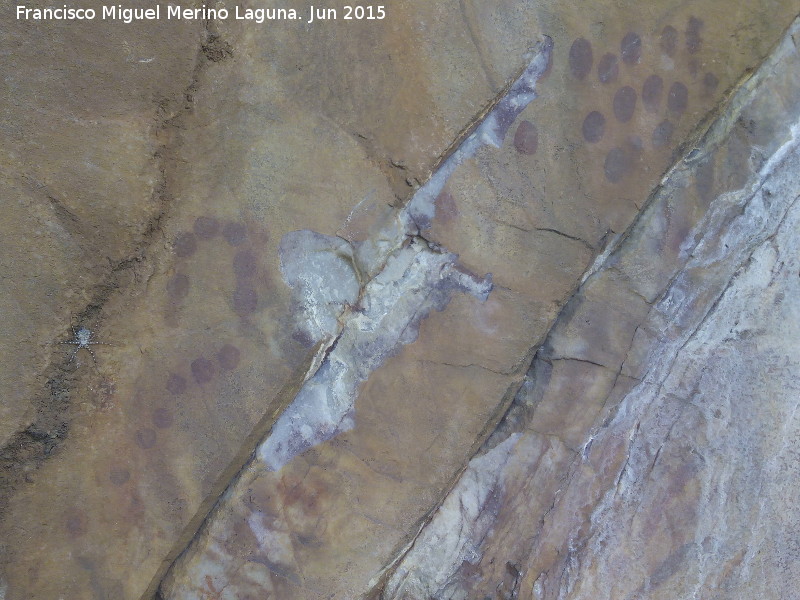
left=262, top=37, right=553, bottom=472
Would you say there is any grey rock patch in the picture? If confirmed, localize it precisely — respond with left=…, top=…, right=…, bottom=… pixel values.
left=260, top=239, right=492, bottom=471
left=279, top=229, right=361, bottom=344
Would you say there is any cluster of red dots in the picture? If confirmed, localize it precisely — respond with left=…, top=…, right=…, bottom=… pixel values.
left=567, top=17, right=718, bottom=183
left=167, top=216, right=261, bottom=317
left=124, top=215, right=254, bottom=459
left=122, top=343, right=242, bottom=460
left=89, top=219, right=252, bottom=530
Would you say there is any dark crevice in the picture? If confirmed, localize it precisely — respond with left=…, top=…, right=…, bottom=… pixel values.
left=45, top=193, right=81, bottom=231
left=0, top=14, right=234, bottom=595
left=0, top=75, right=176, bottom=520
left=417, top=359, right=518, bottom=377
left=202, top=34, right=234, bottom=62
left=533, top=227, right=595, bottom=250
left=549, top=355, right=618, bottom=372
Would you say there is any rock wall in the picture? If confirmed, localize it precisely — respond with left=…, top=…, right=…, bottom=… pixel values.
left=1, top=1, right=799, bottom=599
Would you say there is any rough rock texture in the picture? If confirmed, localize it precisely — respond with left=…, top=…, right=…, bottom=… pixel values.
left=383, top=19, right=800, bottom=598
left=1, top=1, right=799, bottom=599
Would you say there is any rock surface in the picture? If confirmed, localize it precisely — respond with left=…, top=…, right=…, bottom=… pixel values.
left=383, top=20, right=800, bottom=598
left=0, top=1, right=799, bottom=599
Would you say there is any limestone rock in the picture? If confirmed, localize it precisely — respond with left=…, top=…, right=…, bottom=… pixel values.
left=1, top=1, right=799, bottom=599
left=383, top=17, right=800, bottom=600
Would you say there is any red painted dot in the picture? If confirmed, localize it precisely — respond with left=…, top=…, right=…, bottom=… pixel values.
left=217, top=344, right=241, bottom=371
left=233, top=249, right=258, bottom=279
left=652, top=120, right=675, bottom=148
left=223, top=222, right=247, bottom=246
left=174, top=232, right=197, bottom=258
left=193, top=216, right=220, bottom=239
left=435, top=190, right=458, bottom=224
left=582, top=111, right=606, bottom=143
left=109, top=467, right=130, bottom=486
left=661, top=25, right=678, bottom=57
left=191, top=357, right=216, bottom=384
left=613, top=86, right=637, bottom=123
left=513, top=120, right=538, bottom=155
left=667, top=82, right=689, bottom=114
left=166, top=273, right=190, bottom=300
left=569, top=38, right=593, bottom=80
left=686, top=16, right=704, bottom=54
left=292, top=329, right=314, bottom=348
left=604, top=147, right=629, bottom=183
left=135, top=428, right=157, bottom=449
left=620, top=32, right=642, bottom=65
left=642, top=75, right=663, bottom=112
left=152, top=408, right=174, bottom=429
left=688, top=56, right=701, bottom=77
left=165, top=373, right=187, bottom=395
left=695, top=159, right=715, bottom=201
left=597, top=53, right=619, bottom=84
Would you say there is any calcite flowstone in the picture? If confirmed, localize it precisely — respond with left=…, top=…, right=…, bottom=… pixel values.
left=383, top=17, right=800, bottom=599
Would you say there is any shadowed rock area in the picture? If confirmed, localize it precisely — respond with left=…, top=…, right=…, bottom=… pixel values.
left=1, top=1, right=799, bottom=599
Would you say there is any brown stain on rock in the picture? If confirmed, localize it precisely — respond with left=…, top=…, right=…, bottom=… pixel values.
left=434, top=189, right=459, bottom=225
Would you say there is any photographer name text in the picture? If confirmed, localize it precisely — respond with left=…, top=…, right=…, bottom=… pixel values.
left=15, top=4, right=386, bottom=24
